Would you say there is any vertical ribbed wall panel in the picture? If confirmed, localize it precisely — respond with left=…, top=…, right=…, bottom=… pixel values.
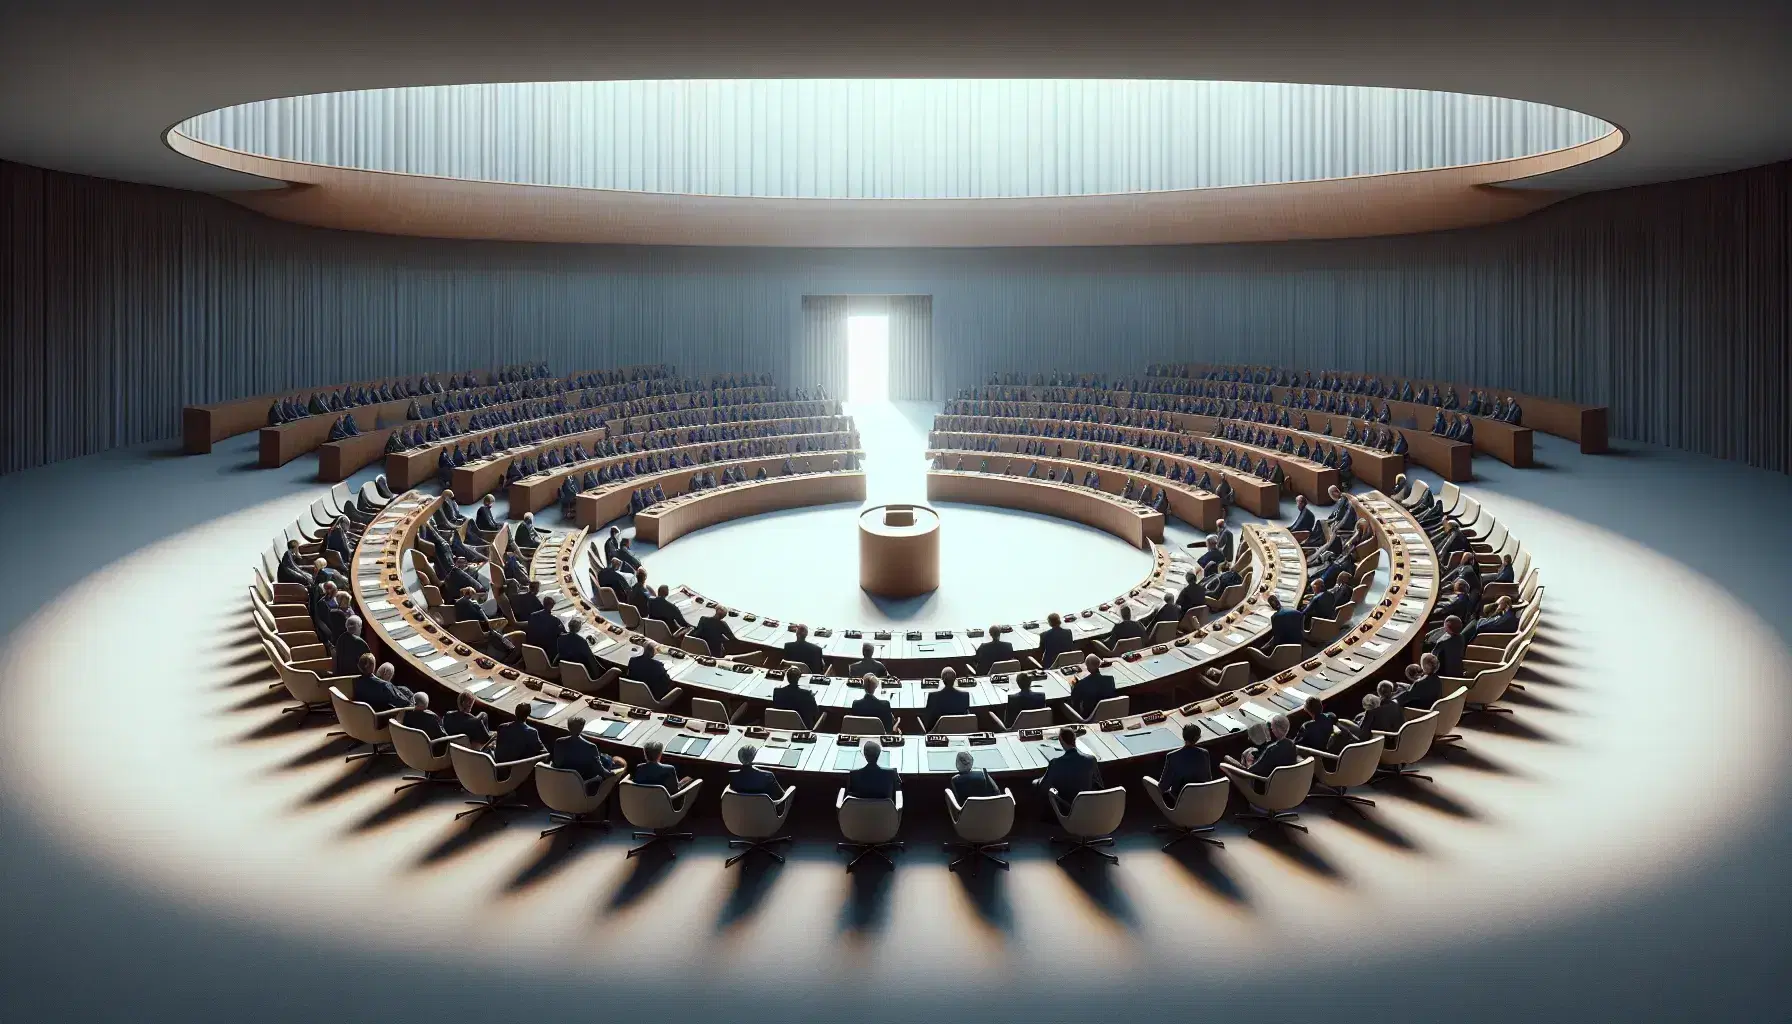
left=2, top=158, right=1789, bottom=475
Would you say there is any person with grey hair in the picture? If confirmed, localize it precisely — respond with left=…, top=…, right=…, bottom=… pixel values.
left=1397, top=653, right=1444, bottom=710
left=331, top=614, right=370, bottom=677
left=1232, top=714, right=1297, bottom=778
left=729, top=742, right=784, bottom=798
left=630, top=738, right=685, bottom=792
left=845, top=737, right=901, bottom=801
left=1355, top=684, right=1405, bottom=736
left=401, top=690, right=444, bottom=740
left=1068, top=653, right=1117, bottom=720
left=950, top=749, right=999, bottom=802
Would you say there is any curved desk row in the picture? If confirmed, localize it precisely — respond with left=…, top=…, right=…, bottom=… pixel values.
left=925, top=469, right=1164, bottom=548
left=927, top=428, right=1279, bottom=518
left=636, top=471, right=867, bottom=547
left=656, top=542, right=1192, bottom=673
left=509, top=428, right=858, bottom=517
left=573, top=441, right=862, bottom=529
left=453, top=405, right=842, bottom=501
left=926, top=446, right=1219, bottom=530
left=184, top=367, right=503, bottom=455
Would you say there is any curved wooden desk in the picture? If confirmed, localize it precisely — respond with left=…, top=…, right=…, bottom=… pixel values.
left=858, top=504, right=941, bottom=597
left=926, top=447, right=1219, bottom=530
left=637, top=470, right=867, bottom=546
left=925, top=469, right=1164, bottom=548
left=573, top=443, right=862, bottom=529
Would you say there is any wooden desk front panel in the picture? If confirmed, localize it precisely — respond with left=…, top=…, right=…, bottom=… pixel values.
left=574, top=447, right=861, bottom=529
left=925, top=470, right=1163, bottom=548
left=637, top=471, right=867, bottom=546
left=927, top=447, right=1219, bottom=530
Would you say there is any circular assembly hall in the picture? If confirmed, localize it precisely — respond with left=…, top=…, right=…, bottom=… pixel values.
left=3, top=6, right=1791, bottom=1023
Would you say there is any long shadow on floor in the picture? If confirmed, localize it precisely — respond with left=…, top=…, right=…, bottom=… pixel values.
left=605, top=843, right=681, bottom=913
left=715, top=851, right=784, bottom=930
left=950, top=857, right=1015, bottom=934
left=1056, top=850, right=1141, bottom=930
left=1248, top=823, right=1348, bottom=882
left=838, top=860, right=895, bottom=935
left=1162, top=839, right=1253, bottom=907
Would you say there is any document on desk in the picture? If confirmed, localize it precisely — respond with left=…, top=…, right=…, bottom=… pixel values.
left=1241, top=701, right=1276, bottom=722
left=1209, top=713, right=1245, bottom=733
left=1224, top=631, right=1249, bottom=645
left=1194, top=642, right=1222, bottom=656
left=425, top=654, right=459, bottom=672
left=398, top=634, right=434, bottom=653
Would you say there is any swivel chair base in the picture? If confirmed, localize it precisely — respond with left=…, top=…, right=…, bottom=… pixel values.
left=837, top=840, right=904, bottom=871
left=944, top=840, right=1010, bottom=873
left=1466, top=702, right=1514, bottom=717
left=725, top=836, right=791, bottom=867
left=540, top=812, right=612, bottom=840
left=283, top=700, right=332, bottom=719
left=335, top=739, right=394, bottom=771
left=1236, top=807, right=1307, bottom=838
left=454, top=792, right=526, bottom=821
left=1371, top=765, right=1433, bottom=785
left=394, top=769, right=460, bottom=795
left=1309, top=784, right=1376, bottom=808
left=1152, top=823, right=1225, bottom=851
left=1051, top=834, right=1118, bottom=864
left=628, top=828, right=694, bottom=858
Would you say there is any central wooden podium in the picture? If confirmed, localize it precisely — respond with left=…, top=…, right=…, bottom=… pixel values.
left=858, top=504, right=941, bottom=597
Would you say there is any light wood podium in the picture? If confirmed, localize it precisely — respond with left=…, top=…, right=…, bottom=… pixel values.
left=858, top=504, right=941, bottom=597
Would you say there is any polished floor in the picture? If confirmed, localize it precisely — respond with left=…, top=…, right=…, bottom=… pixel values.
left=0, top=403, right=1789, bottom=1023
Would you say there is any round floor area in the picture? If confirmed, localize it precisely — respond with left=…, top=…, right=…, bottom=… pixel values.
left=634, top=501, right=1156, bottom=628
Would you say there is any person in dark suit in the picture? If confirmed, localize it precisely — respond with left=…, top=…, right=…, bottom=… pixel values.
left=1288, top=494, right=1316, bottom=538
left=949, top=750, right=1000, bottom=802
left=1293, top=695, right=1339, bottom=750
left=513, top=512, right=542, bottom=550
left=1035, top=727, right=1104, bottom=815
left=276, top=539, right=313, bottom=585
left=493, top=702, right=546, bottom=763
left=688, top=604, right=736, bottom=655
left=510, top=580, right=545, bottom=621
left=445, top=556, right=488, bottom=598
left=1299, top=577, right=1341, bottom=626
left=1396, top=655, right=1444, bottom=710
left=1426, top=617, right=1468, bottom=678
left=1492, top=554, right=1516, bottom=585
left=1260, top=593, right=1305, bottom=649
left=1429, top=579, right=1476, bottom=628
left=767, top=668, right=822, bottom=728
left=594, top=559, right=630, bottom=598
left=1354, top=684, right=1406, bottom=736
left=1234, top=715, right=1297, bottom=778
left=1469, top=596, right=1518, bottom=641
left=921, top=666, right=971, bottom=731
left=1108, top=603, right=1146, bottom=645
left=1002, top=672, right=1048, bottom=727
left=500, top=549, right=529, bottom=586
left=454, top=586, right=496, bottom=631
left=624, top=639, right=676, bottom=701
left=525, top=596, right=565, bottom=657
left=553, top=716, right=625, bottom=784
left=1156, top=723, right=1213, bottom=806
left=849, top=675, right=897, bottom=734
left=443, top=691, right=491, bottom=748
left=1068, top=654, right=1117, bottom=720
left=729, top=743, right=784, bottom=798
left=1172, top=569, right=1207, bottom=621
left=783, top=624, right=825, bottom=674
left=1036, top=612, right=1075, bottom=669
left=612, top=536, right=642, bottom=573
left=350, top=654, right=410, bottom=712
left=646, top=584, right=689, bottom=631
left=845, top=738, right=901, bottom=800
left=555, top=619, right=605, bottom=678
left=323, top=518, right=354, bottom=566
left=629, top=739, right=687, bottom=792
left=602, top=526, right=624, bottom=565
left=400, top=691, right=444, bottom=739
left=332, top=616, right=371, bottom=678
left=1202, top=561, right=1243, bottom=600
left=1192, top=534, right=1223, bottom=573
left=474, top=495, right=502, bottom=534
left=972, top=625, right=1016, bottom=673
left=846, top=642, right=887, bottom=679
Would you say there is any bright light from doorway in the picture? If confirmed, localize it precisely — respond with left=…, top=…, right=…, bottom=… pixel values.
left=847, top=315, right=890, bottom=403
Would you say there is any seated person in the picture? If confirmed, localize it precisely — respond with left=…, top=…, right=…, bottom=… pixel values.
left=1470, top=596, right=1519, bottom=640
left=277, top=539, right=313, bottom=585
left=613, top=537, right=643, bottom=572
left=1228, top=714, right=1296, bottom=778
left=594, top=558, right=631, bottom=598
left=849, top=675, right=897, bottom=734
left=729, top=743, right=784, bottom=799
left=630, top=739, right=688, bottom=792
left=972, top=624, right=1016, bottom=673
left=688, top=604, right=737, bottom=656
left=846, top=642, right=887, bottom=679
left=1425, top=616, right=1469, bottom=678
left=444, top=556, right=488, bottom=598
left=1299, top=577, right=1343, bottom=625
left=646, top=584, right=690, bottom=631
left=624, top=639, right=677, bottom=701
left=552, top=716, right=626, bottom=784
left=1036, top=611, right=1075, bottom=669
left=1108, top=603, right=1146, bottom=645
left=350, top=653, right=410, bottom=712
left=400, top=691, right=444, bottom=739
left=524, top=596, right=565, bottom=656
left=493, top=701, right=547, bottom=763
left=1261, top=593, right=1305, bottom=649
left=782, top=623, right=826, bottom=674
left=555, top=619, right=605, bottom=678
left=1002, top=672, right=1048, bottom=726
left=1035, top=726, right=1104, bottom=815
left=1156, top=723, right=1213, bottom=806
left=949, top=749, right=1000, bottom=802
left=332, top=616, right=372, bottom=678
left=474, top=494, right=503, bottom=534
left=453, top=585, right=497, bottom=632
left=1354, top=683, right=1407, bottom=736
left=1067, top=654, right=1117, bottom=720
left=1293, top=695, right=1341, bottom=750
left=769, top=668, right=821, bottom=729
left=1396, top=653, right=1444, bottom=710
left=443, top=691, right=492, bottom=747
left=921, top=666, right=971, bottom=731
left=844, top=738, right=901, bottom=801
left=513, top=512, right=542, bottom=549
left=500, top=548, right=529, bottom=586
left=1202, top=561, right=1243, bottom=600
left=510, top=580, right=546, bottom=621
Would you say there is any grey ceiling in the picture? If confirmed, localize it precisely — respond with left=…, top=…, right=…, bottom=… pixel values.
left=2, top=1, right=1788, bottom=197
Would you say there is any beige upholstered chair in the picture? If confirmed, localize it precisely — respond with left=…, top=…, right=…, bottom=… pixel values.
left=836, top=790, right=905, bottom=870
left=1427, top=685, right=1471, bottom=746
left=721, top=786, right=797, bottom=866
left=534, top=763, right=618, bottom=839
left=1049, top=786, right=1127, bottom=863
left=1372, top=709, right=1440, bottom=783
left=1304, top=614, right=1345, bottom=644
left=1202, top=661, right=1251, bottom=692
left=640, top=619, right=677, bottom=645
left=520, top=644, right=557, bottom=679
left=840, top=714, right=889, bottom=736
left=989, top=659, right=1026, bottom=675
left=618, top=778, right=702, bottom=857
left=262, top=638, right=336, bottom=718
left=1048, top=650, right=1086, bottom=670
left=327, top=686, right=402, bottom=768
left=1143, top=776, right=1229, bottom=850
left=1061, top=695, right=1130, bottom=724
left=691, top=697, right=743, bottom=724
left=945, top=789, right=1016, bottom=872
left=618, top=677, right=683, bottom=713
left=1221, top=756, right=1316, bottom=836
left=388, top=719, right=468, bottom=793
left=680, top=636, right=713, bottom=657
left=763, top=707, right=810, bottom=731
left=447, top=742, right=547, bottom=820
left=1299, top=735, right=1385, bottom=807
left=930, top=714, right=979, bottom=735
left=1244, top=644, right=1304, bottom=675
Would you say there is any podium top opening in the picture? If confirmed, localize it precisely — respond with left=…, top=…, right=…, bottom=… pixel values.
left=883, top=508, right=916, bottom=527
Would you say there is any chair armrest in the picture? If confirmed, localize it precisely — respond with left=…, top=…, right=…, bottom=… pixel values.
left=495, top=752, right=550, bottom=771
left=1296, top=744, right=1336, bottom=763
left=945, top=789, right=964, bottom=814
left=773, top=786, right=797, bottom=811
left=373, top=707, right=407, bottom=721
left=670, top=777, right=704, bottom=804
left=893, top=790, right=904, bottom=812
left=1141, top=775, right=1160, bottom=790
left=431, top=733, right=470, bottom=754
left=835, top=787, right=848, bottom=809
